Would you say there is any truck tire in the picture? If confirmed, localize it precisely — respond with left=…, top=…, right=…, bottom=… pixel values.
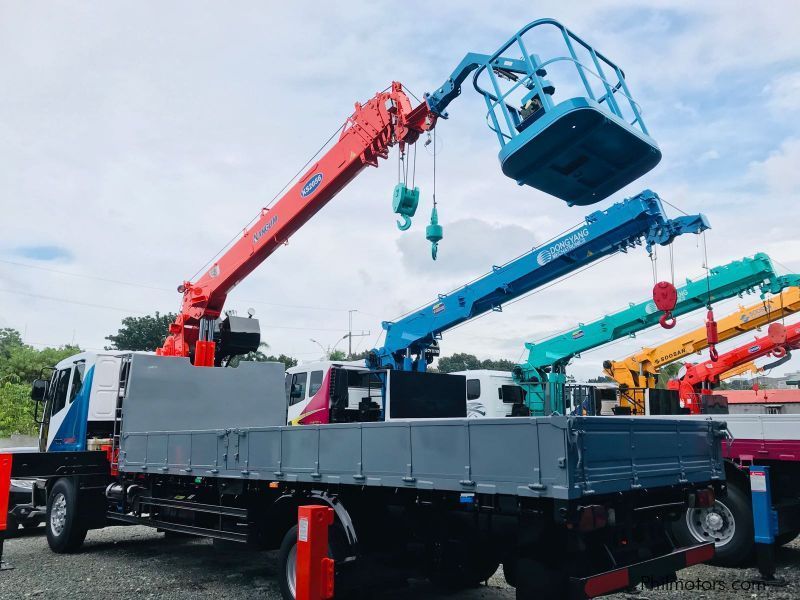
left=673, top=483, right=753, bottom=566
left=502, top=560, right=517, bottom=587
left=775, top=529, right=800, bottom=547
left=45, top=478, right=88, bottom=554
left=514, top=557, right=566, bottom=600
left=429, top=552, right=499, bottom=590
left=4, top=514, right=19, bottom=536
left=277, top=523, right=349, bottom=600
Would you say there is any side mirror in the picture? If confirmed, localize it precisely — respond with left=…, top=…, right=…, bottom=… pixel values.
left=31, top=379, right=48, bottom=401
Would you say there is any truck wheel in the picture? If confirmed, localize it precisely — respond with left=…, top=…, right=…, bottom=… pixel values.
left=45, top=478, right=88, bottom=553
left=429, top=553, right=499, bottom=590
left=673, top=484, right=753, bottom=566
left=277, top=523, right=348, bottom=600
left=5, top=514, right=19, bottom=536
left=502, top=560, right=517, bottom=587
left=514, top=557, right=566, bottom=600
left=775, top=529, right=800, bottom=547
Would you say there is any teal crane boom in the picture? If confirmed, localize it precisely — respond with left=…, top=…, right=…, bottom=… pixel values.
left=366, top=190, right=708, bottom=372
left=514, top=252, right=797, bottom=414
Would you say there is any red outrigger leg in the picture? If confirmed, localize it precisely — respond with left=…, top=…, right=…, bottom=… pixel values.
left=0, top=453, right=14, bottom=570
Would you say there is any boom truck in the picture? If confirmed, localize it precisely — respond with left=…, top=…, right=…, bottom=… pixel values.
left=285, top=190, right=709, bottom=425
left=655, top=323, right=800, bottom=566
left=513, top=254, right=798, bottom=414
left=4, top=19, right=728, bottom=600
left=669, top=320, right=800, bottom=410
left=604, top=280, right=800, bottom=413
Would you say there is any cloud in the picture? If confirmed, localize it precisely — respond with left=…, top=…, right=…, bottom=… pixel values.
left=11, top=245, right=73, bottom=261
left=748, top=137, right=800, bottom=195
left=1, top=1, right=800, bottom=378
left=395, top=218, right=539, bottom=278
left=763, top=71, right=800, bottom=114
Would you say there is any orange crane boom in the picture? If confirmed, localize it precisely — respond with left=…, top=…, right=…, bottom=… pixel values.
left=604, top=285, right=800, bottom=393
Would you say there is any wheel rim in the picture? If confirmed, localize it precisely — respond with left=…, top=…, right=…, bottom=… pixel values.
left=50, top=492, right=67, bottom=536
left=685, top=499, right=736, bottom=547
left=286, top=543, right=297, bottom=598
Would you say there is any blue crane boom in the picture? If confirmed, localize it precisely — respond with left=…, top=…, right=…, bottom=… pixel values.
left=366, top=190, right=709, bottom=372
left=515, top=252, right=799, bottom=415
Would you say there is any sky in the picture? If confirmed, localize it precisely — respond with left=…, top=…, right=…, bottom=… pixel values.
left=2, top=1, right=800, bottom=381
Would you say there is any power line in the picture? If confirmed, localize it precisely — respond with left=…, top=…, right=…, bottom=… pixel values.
left=0, top=259, right=351, bottom=313
left=0, top=289, right=358, bottom=333
left=0, top=289, right=148, bottom=314
left=0, top=259, right=172, bottom=292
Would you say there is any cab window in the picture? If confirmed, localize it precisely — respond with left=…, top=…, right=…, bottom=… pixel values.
left=288, top=372, right=308, bottom=405
left=309, top=370, right=324, bottom=396
left=466, top=379, right=481, bottom=401
left=50, top=368, right=71, bottom=415
left=69, top=362, right=86, bottom=403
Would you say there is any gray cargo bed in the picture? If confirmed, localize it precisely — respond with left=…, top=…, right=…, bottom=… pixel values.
left=118, top=355, right=726, bottom=501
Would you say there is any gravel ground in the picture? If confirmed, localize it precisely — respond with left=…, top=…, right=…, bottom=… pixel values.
left=0, top=525, right=797, bottom=599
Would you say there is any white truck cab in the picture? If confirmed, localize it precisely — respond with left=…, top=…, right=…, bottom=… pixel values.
left=452, top=370, right=527, bottom=418
left=453, top=369, right=623, bottom=417
left=30, top=351, right=136, bottom=452
left=285, top=361, right=468, bottom=425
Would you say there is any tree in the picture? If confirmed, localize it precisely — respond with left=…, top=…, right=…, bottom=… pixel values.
left=0, top=328, right=80, bottom=435
left=0, top=382, right=38, bottom=436
left=437, top=353, right=482, bottom=373
left=329, top=350, right=347, bottom=361
left=436, top=353, right=517, bottom=374
left=656, top=362, right=682, bottom=389
left=0, top=328, right=24, bottom=360
left=482, top=358, right=516, bottom=371
left=587, top=376, right=613, bottom=383
left=0, top=344, right=81, bottom=384
left=226, top=343, right=298, bottom=369
left=105, top=312, right=177, bottom=351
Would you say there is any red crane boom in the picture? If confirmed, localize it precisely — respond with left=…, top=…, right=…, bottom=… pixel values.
left=158, top=82, right=436, bottom=364
left=669, top=321, right=800, bottom=413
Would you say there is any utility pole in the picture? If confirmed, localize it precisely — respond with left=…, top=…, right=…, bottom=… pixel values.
left=346, top=309, right=370, bottom=358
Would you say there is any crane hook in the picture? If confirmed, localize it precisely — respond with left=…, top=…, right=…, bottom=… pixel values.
left=392, top=183, right=420, bottom=232
left=396, top=214, right=412, bottom=231
left=653, top=281, right=678, bottom=330
left=659, top=312, right=676, bottom=329
left=426, top=205, right=443, bottom=261
left=705, top=308, right=719, bottom=362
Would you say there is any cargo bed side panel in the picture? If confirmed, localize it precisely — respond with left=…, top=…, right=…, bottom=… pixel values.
left=118, top=355, right=725, bottom=501
left=574, top=417, right=724, bottom=495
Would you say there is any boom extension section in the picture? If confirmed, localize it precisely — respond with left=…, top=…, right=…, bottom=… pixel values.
left=604, top=282, right=800, bottom=394
left=670, top=320, right=800, bottom=413
left=368, top=190, right=708, bottom=372
left=158, top=18, right=662, bottom=367
left=516, top=253, right=791, bottom=415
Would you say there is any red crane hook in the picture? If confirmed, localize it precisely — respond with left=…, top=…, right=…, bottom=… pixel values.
left=653, top=281, right=678, bottom=329
left=705, top=308, right=719, bottom=361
